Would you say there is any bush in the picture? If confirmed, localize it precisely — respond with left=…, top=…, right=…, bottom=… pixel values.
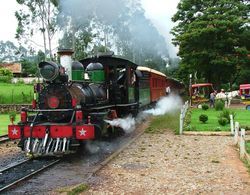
left=184, top=125, right=196, bottom=131
left=218, top=110, right=236, bottom=124
left=215, top=100, right=224, bottom=111
left=184, top=110, right=192, bottom=124
left=202, top=104, right=209, bottom=110
left=0, top=68, right=13, bottom=83
left=214, top=127, right=222, bottom=131
left=199, top=114, right=208, bottom=123
left=218, top=117, right=228, bottom=126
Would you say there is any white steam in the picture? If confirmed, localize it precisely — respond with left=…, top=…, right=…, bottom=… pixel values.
left=105, top=115, right=136, bottom=134
left=144, top=94, right=182, bottom=116
left=105, top=94, right=183, bottom=133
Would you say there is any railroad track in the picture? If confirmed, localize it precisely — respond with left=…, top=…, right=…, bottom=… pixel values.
left=0, top=135, right=10, bottom=144
left=2, top=121, right=149, bottom=193
left=57, top=130, right=146, bottom=194
left=0, top=158, right=60, bottom=192
left=86, top=130, right=145, bottom=178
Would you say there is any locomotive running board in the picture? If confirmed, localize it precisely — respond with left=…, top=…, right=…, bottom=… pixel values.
left=116, top=103, right=139, bottom=107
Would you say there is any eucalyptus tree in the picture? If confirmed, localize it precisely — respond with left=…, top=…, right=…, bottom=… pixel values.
left=57, top=0, right=169, bottom=71
left=15, top=0, right=59, bottom=60
left=0, top=41, right=29, bottom=62
left=171, top=0, right=250, bottom=88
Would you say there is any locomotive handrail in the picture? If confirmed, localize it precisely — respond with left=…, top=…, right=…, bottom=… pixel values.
left=84, top=105, right=115, bottom=110
left=27, top=109, right=74, bottom=112
left=116, top=103, right=139, bottom=107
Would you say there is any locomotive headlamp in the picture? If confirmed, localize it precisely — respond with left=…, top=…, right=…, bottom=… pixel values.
left=39, top=61, right=68, bottom=83
left=39, top=61, right=60, bottom=81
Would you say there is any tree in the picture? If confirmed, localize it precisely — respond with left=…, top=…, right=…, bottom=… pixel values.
left=0, top=68, right=13, bottom=83
left=0, top=41, right=29, bottom=62
left=16, top=0, right=59, bottom=60
left=171, top=0, right=250, bottom=88
left=57, top=0, right=169, bottom=71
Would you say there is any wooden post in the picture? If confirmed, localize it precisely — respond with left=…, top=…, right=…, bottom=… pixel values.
left=230, top=114, right=234, bottom=135
left=234, top=122, right=239, bottom=145
left=179, top=107, right=183, bottom=135
left=240, top=128, right=246, bottom=159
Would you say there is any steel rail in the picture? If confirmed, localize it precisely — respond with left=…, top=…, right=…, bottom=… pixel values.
left=0, top=134, right=10, bottom=144
left=0, top=158, right=60, bottom=193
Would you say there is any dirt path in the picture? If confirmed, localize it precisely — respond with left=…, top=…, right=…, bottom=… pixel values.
left=86, top=130, right=250, bottom=194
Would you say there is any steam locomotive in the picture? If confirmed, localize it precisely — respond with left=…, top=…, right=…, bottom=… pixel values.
left=8, top=50, right=181, bottom=156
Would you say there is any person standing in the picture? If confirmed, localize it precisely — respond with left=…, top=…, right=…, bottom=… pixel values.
left=209, top=91, right=215, bottom=108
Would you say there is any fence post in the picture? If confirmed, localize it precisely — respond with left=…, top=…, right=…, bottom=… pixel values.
left=234, top=122, right=239, bottom=145
left=179, top=101, right=189, bottom=135
left=230, top=114, right=234, bottom=135
left=240, top=128, right=246, bottom=159
left=179, top=109, right=183, bottom=135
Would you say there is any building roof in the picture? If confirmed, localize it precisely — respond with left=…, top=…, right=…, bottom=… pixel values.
left=0, top=63, right=22, bottom=74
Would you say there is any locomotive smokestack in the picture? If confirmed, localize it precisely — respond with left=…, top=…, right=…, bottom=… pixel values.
left=57, top=49, right=74, bottom=81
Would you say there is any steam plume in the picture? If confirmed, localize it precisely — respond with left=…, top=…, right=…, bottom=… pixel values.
left=144, top=94, right=182, bottom=116
left=105, top=94, right=182, bottom=133
left=105, top=115, right=136, bottom=134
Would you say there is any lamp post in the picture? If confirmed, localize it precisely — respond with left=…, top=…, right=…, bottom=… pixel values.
left=189, top=74, right=192, bottom=107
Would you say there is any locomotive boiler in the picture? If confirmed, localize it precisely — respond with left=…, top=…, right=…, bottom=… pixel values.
left=8, top=49, right=177, bottom=157
left=38, top=60, right=107, bottom=122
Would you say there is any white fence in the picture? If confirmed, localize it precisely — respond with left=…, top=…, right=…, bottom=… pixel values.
left=12, top=77, right=39, bottom=84
left=179, top=101, right=189, bottom=135
left=233, top=120, right=249, bottom=160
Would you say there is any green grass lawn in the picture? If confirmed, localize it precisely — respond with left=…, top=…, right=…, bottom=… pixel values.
left=145, top=112, right=180, bottom=134
left=0, top=114, right=20, bottom=135
left=188, top=108, right=250, bottom=131
left=0, top=82, right=33, bottom=104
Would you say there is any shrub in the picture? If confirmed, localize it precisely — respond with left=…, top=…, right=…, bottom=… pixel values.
left=218, top=117, right=228, bottom=126
left=199, top=114, right=208, bottom=123
left=184, top=110, right=192, bottom=125
left=184, top=125, right=196, bottom=131
left=214, top=127, right=221, bottom=131
left=215, top=100, right=224, bottom=111
left=0, top=68, right=13, bottom=83
left=241, top=125, right=250, bottom=130
left=218, top=110, right=236, bottom=124
left=201, top=104, right=209, bottom=110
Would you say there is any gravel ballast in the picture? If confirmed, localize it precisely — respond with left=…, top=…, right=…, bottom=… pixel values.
left=87, top=131, right=250, bottom=194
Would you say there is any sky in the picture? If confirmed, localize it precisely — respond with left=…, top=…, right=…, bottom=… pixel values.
left=0, top=0, right=180, bottom=57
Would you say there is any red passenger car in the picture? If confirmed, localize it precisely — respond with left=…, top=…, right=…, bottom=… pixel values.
left=138, top=67, right=166, bottom=102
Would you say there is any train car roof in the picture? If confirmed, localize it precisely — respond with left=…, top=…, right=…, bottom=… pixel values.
left=137, top=66, right=166, bottom=77
left=80, top=55, right=138, bottom=69
left=192, top=83, right=213, bottom=88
